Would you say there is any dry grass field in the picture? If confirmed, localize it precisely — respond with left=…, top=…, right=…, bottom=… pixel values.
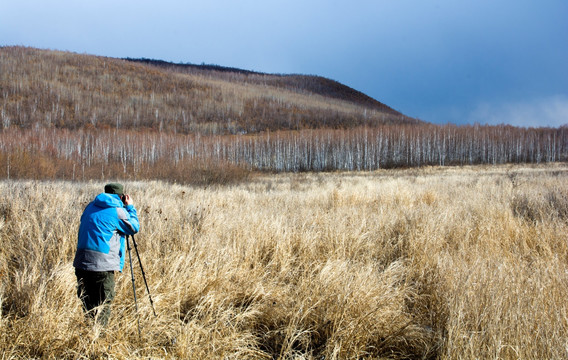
left=1, top=164, right=567, bottom=359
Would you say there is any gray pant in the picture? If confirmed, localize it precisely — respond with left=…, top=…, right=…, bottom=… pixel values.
left=75, top=268, right=115, bottom=326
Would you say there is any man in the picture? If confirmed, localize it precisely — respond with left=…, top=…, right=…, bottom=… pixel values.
left=73, top=183, right=140, bottom=326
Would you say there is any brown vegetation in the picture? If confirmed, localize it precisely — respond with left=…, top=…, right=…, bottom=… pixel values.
left=126, top=57, right=402, bottom=114
left=0, top=46, right=413, bottom=135
left=0, top=125, right=566, bottom=183
left=1, top=46, right=567, bottom=182
left=0, top=165, right=567, bottom=358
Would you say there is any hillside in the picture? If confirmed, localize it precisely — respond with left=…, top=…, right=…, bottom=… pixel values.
left=0, top=46, right=566, bottom=183
left=125, top=58, right=401, bottom=114
left=0, top=46, right=418, bottom=135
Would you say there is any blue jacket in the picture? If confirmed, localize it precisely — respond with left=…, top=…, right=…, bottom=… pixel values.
left=73, top=193, right=140, bottom=272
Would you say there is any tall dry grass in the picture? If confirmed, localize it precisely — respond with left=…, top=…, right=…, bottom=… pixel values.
left=0, top=164, right=567, bottom=359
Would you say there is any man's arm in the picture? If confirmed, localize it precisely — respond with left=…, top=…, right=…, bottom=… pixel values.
left=117, top=194, right=140, bottom=235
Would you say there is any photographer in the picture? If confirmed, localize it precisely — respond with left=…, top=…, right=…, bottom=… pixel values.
left=73, top=183, right=140, bottom=326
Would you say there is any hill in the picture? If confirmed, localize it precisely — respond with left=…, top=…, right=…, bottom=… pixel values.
left=124, top=57, right=402, bottom=114
left=0, top=46, right=566, bottom=184
left=0, top=46, right=418, bottom=135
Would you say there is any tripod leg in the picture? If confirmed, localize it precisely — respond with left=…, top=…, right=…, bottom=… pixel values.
left=127, top=236, right=142, bottom=338
left=131, top=235, right=157, bottom=317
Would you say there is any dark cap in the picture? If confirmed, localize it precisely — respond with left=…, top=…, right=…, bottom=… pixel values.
left=104, top=183, right=124, bottom=195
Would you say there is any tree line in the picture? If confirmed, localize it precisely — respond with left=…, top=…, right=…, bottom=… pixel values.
left=0, top=124, right=565, bottom=184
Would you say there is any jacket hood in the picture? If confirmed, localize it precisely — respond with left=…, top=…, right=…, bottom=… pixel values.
left=93, top=193, right=124, bottom=209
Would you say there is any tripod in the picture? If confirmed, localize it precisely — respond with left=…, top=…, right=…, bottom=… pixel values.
left=127, top=234, right=157, bottom=338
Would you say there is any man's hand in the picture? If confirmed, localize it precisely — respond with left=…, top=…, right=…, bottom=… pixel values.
left=122, top=194, right=134, bottom=206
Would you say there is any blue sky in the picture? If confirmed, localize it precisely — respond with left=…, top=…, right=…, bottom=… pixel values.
left=1, top=0, right=567, bottom=127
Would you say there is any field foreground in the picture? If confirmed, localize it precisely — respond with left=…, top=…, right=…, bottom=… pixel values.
left=1, top=164, right=567, bottom=359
